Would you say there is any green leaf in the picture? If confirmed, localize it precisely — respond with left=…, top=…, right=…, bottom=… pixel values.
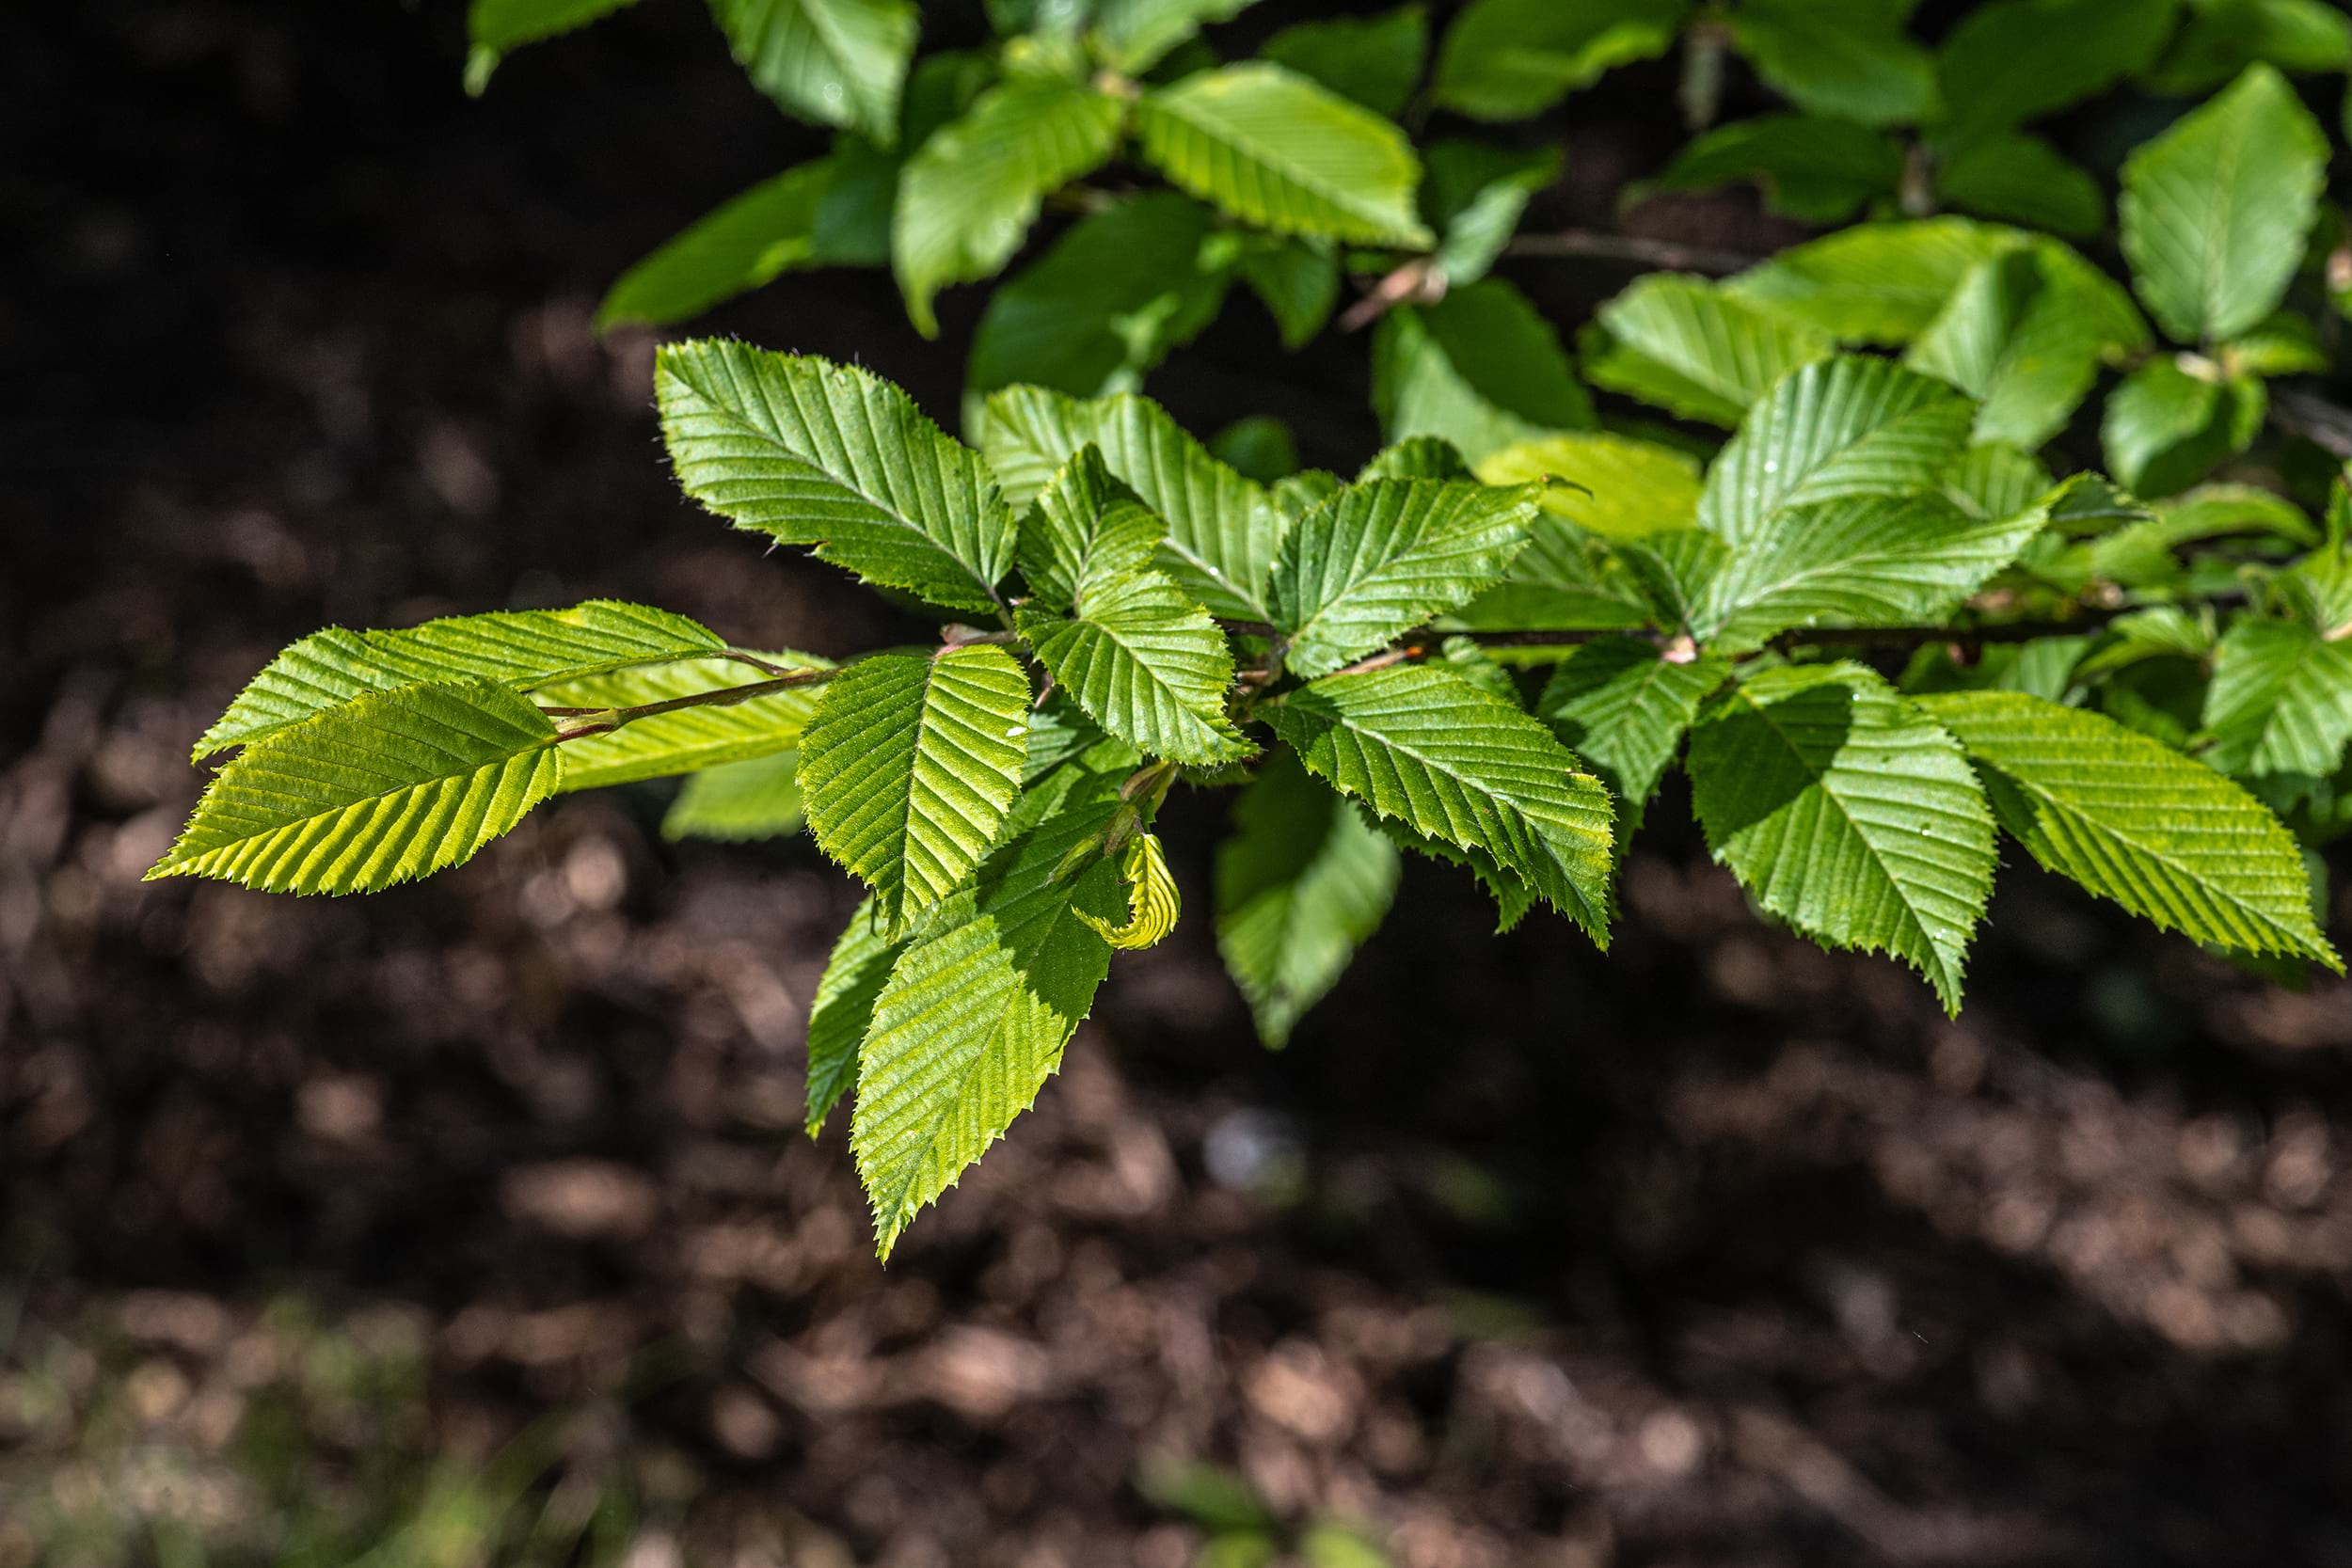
left=1653, top=114, right=1905, bottom=226
left=2222, top=309, right=2329, bottom=377
left=194, top=600, right=729, bottom=760
left=1272, top=469, right=1344, bottom=519
left=1263, top=664, right=1615, bottom=937
left=1917, top=690, right=2338, bottom=966
left=798, top=645, right=1032, bottom=932
left=708, top=0, right=919, bottom=144
left=150, top=679, right=560, bottom=895
left=2146, top=0, right=2352, bottom=97
left=1538, top=640, right=1729, bottom=818
left=1581, top=276, right=1836, bottom=426
left=979, top=385, right=1289, bottom=619
left=851, top=758, right=1130, bottom=1257
left=1696, top=355, right=1976, bottom=548
left=1613, top=529, right=1731, bottom=633
left=1687, top=663, right=1994, bottom=1012
left=1931, top=134, right=2105, bottom=243
left=661, top=751, right=803, bottom=842
left=2100, top=356, right=2265, bottom=498
left=1260, top=5, right=1426, bottom=119
left=597, top=157, right=870, bottom=331
left=1725, top=216, right=2014, bottom=343
left=1451, top=510, right=1655, bottom=633
left=537, top=656, right=831, bottom=790
left=1134, top=63, right=1433, bottom=248
left=1235, top=237, right=1341, bottom=351
left=466, top=0, right=644, bottom=92
left=1945, top=441, right=2053, bottom=521
left=1475, top=433, right=1702, bottom=541
left=1904, top=242, right=2151, bottom=450
left=893, top=78, right=1128, bottom=337
left=658, top=341, right=1015, bottom=615
left=1017, top=443, right=1165, bottom=611
left=2120, top=64, right=2329, bottom=346
left=1375, top=812, right=1536, bottom=933
left=1700, top=492, right=2053, bottom=653
left=1933, top=0, right=2173, bottom=143
left=1216, top=751, right=1400, bottom=1047
left=1730, top=0, right=1938, bottom=128
left=1360, top=436, right=1472, bottom=483
left=2203, top=618, right=2352, bottom=778
left=1018, top=575, right=1250, bottom=765
left=1373, top=279, right=1595, bottom=462
left=1211, top=417, right=1301, bottom=483
left=1089, top=0, right=1260, bottom=73
left=967, top=193, right=1235, bottom=403
left=803, top=895, right=900, bottom=1136
left=1421, top=139, right=1560, bottom=286
left=1270, top=479, right=1543, bottom=678
left=1431, top=0, right=1686, bottom=122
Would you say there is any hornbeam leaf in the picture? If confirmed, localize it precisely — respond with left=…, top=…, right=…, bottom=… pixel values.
left=1537, top=640, right=1730, bottom=820
left=1581, top=276, right=1836, bottom=426
left=195, top=600, right=729, bottom=759
left=1653, top=114, right=1906, bottom=226
left=1016, top=444, right=1167, bottom=612
left=893, top=78, right=1128, bottom=337
left=1134, top=63, right=1433, bottom=248
left=1090, top=0, right=1262, bottom=73
left=149, top=678, right=561, bottom=895
left=1269, top=478, right=1542, bottom=678
left=1688, top=663, right=1994, bottom=1013
left=1730, top=0, right=1938, bottom=128
left=1263, top=664, right=1614, bottom=938
left=1372, top=278, right=1596, bottom=462
left=1215, top=750, right=1401, bottom=1046
left=1359, top=436, right=1473, bottom=483
left=979, top=385, right=1289, bottom=619
left=661, top=752, right=804, bottom=842
left=2120, top=64, right=2328, bottom=346
left=596, top=154, right=886, bottom=330
left=851, top=758, right=1131, bottom=1257
left=536, top=656, right=832, bottom=789
left=1076, top=832, right=1183, bottom=949
left=1260, top=5, right=1427, bottom=119
left=1934, top=0, right=2173, bottom=144
left=1431, top=0, right=1685, bottom=121
left=1696, top=355, right=1976, bottom=548
left=467, top=0, right=644, bottom=91
left=798, top=645, right=1032, bottom=932
left=804, top=895, right=902, bottom=1135
left=1933, top=134, right=2105, bottom=242
left=1017, top=573, right=1252, bottom=766
left=708, top=0, right=919, bottom=145
left=658, top=341, right=1015, bottom=615
left=1917, top=690, right=2339, bottom=967
left=1373, top=811, right=1534, bottom=933
left=1725, top=217, right=2016, bottom=344
left=2202, top=618, right=2352, bottom=779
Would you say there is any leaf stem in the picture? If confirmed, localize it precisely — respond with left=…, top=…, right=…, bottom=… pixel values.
left=548, top=666, right=838, bottom=742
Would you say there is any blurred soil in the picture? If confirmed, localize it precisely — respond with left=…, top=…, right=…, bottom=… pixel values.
left=8, top=4, right=2352, bottom=1565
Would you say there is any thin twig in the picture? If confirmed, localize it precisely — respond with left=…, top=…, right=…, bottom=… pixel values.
left=547, top=666, right=838, bottom=742
left=1502, top=230, right=1761, bottom=276
left=2268, top=388, right=2352, bottom=460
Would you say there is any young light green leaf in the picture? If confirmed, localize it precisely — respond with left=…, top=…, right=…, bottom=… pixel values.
left=1688, top=663, right=1994, bottom=1013
left=798, top=645, right=1032, bottom=932
left=1730, top=0, right=1938, bottom=128
left=1373, top=278, right=1596, bottom=462
left=2120, top=64, right=2328, bottom=346
left=1581, top=276, right=1836, bottom=426
left=851, top=758, right=1130, bottom=1257
left=541, top=656, right=832, bottom=790
left=1904, top=242, right=2151, bottom=450
left=979, top=386, right=1289, bottom=619
left=1917, top=690, right=2339, bottom=966
left=1260, top=5, right=1427, bottom=119
left=708, top=0, right=919, bottom=145
left=2100, top=356, right=2266, bottom=498
left=2203, top=618, right=2352, bottom=779
left=661, top=751, right=803, bottom=842
left=1018, top=574, right=1251, bottom=766
left=1431, top=0, right=1686, bottom=121
left=1537, top=641, right=1729, bottom=818
left=657, top=341, right=1014, bottom=615
left=1216, top=750, right=1401, bottom=1047
left=803, top=894, right=900, bottom=1136
left=968, top=192, right=1235, bottom=403
left=1270, top=479, right=1542, bottom=678
left=1134, top=63, right=1432, bottom=248
left=1475, top=433, right=1702, bottom=541
left=1076, top=831, right=1183, bottom=949
left=1654, top=114, right=1906, bottom=226
left=1933, top=0, right=2173, bottom=143
left=1696, top=355, right=1976, bottom=548
left=195, top=600, right=729, bottom=760
left=467, top=0, right=644, bottom=92
left=1932, top=134, right=2104, bottom=242
left=1263, top=664, right=1615, bottom=938
left=1089, top=0, right=1261, bottom=73
left=1421, top=139, right=1560, bottom=286
left=893, top=78, right=1128, bottom=337
left=1725, top=216, right=2015, bottom=343
left=150, top=678, right=561, bottom=895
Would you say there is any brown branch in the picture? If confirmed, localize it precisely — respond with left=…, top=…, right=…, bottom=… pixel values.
left=548, top=665, right=838, bottom=742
